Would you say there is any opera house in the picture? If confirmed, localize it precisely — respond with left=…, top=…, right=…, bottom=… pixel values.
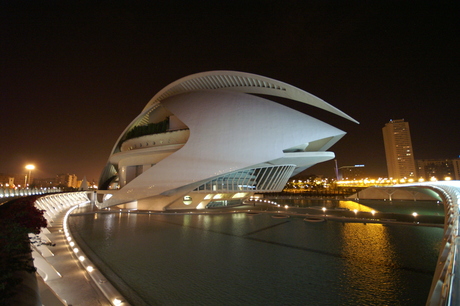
left=97, top=71, right=358, bottom=210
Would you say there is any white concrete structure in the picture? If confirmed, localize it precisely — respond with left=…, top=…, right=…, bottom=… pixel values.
left=394, top=181, right=460, bottom=306
left=98, top=71, right=358, bottom=210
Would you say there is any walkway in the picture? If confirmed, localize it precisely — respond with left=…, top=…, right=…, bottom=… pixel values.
left=41, top=205, right=111, bottom=306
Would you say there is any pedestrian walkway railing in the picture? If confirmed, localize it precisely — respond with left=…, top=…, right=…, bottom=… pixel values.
left=34, top=191, right=89, bottom=224
left=32, top=191, right=129, bottom=305
left=0, top=187, right=62, bottom=199
left=399, top=181, right=460, bottom=306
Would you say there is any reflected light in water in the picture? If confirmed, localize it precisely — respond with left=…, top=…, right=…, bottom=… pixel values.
left=340, top=223, right=398, bottom=302
left=231, top=213, right=246, bottom=219
left=339, top=201, right=376, bottom=213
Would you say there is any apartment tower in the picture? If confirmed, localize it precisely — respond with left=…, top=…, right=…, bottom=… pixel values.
left=382, top=119, right=416, bottom=179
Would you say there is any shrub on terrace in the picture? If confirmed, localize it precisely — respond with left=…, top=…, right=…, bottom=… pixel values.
left=125, top=118, right=169, bottom=140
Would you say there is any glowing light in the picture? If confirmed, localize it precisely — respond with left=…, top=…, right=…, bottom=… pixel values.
left=73, top=248, right=79, bottom=253
left=25, top=164, right=35, bottom=186
left=86, top=266, right=94, bottom=272
left=284, top=205, right=289, bottom=208
left=113, top=298, right=123, bottom=305
left=412, top=212, right=418, bottom=217
left=371, top=210, right=376, bottom=216
left=183, top=195, right=192, bottom=205
left=69, top=242, right=75, bottom=247
left=78, top=256, right=85, bottom=261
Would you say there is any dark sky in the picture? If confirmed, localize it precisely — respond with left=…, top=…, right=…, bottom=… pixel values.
left=1, top=1, right=459, bottom=181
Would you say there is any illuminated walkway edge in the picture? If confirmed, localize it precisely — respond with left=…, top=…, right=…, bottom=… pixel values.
left=33, top=192, right=129, bottom=306
left=396, top=181, right=460, bottom=306
left=62, top=204, right=129, bottom=306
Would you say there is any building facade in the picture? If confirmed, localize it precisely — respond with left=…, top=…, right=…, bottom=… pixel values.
left=97, top=71, right=358, bottom=210
left=382, top=119, right=417, bottom=179
left=338, top=165, right=365, bottom=180
left=55, top=174, right=79, bottom=188
left=416, top=158, right=460, bottom=181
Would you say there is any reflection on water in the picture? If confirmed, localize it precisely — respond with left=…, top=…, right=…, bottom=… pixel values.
left=338, top=200, right=374, bottom=212
left=340, top=223, right=399, bottom=302
left=275, top=198, right=444, bottom=215
left=69, top=210, right=442, bottom=305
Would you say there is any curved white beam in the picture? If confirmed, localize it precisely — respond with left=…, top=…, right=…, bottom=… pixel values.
left=143, top=71, right=359, bottom=124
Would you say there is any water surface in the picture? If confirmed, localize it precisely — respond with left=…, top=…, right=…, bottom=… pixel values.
left=69, top=206, right=443, bottom=305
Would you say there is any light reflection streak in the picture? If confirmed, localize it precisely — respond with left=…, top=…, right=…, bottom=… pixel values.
left=340, top=223, right=399, bottom=301
left=338, top=200, right=375, bottom=212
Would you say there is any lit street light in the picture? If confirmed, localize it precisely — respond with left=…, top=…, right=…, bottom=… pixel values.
left=25, top=164, right=35, bottom=187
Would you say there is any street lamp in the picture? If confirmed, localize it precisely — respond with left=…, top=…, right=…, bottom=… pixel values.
left=25, top=164, right=35, bottom=187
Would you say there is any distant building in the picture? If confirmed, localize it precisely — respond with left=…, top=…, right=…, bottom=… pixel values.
left=382, top=119, right=417, bottom=179
left=56, top=174, right=78, bottom=188
left=416, top=158, right=460, bottom=181
left=455, top=159, right=460, bottom=180
left=0, top=173, right=14, bottom=187
left=338, top=165, right=365, bottom=180
left=33, top=177, right=58, bottom=188
left=0, top=173, right=28, bottom=187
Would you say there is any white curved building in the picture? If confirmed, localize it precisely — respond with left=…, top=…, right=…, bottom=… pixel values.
left=97, top=71, right=358, bottom=210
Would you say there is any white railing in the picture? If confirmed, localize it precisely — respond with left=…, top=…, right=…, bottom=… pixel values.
left=0, top=187, right=62, bottom=199
left=397, top=181, right=460, bottom=305
left=32, top=191, right=129, bottom=306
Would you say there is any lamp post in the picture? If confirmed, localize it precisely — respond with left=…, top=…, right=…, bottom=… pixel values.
left=25, top=164, right=35, bottom=187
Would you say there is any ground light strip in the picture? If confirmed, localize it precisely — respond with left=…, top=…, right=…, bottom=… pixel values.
left=63, top=204, right=129, bottom=306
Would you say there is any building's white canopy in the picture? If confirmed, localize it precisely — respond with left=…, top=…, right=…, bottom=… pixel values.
left=144, top=70, right=359, bottom=123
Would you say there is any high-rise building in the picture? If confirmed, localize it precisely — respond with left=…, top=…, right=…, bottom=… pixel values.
left=382, top=119, right=417, bottom=179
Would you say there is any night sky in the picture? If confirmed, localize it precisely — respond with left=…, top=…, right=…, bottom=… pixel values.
left=1, top=1, right=459, bottom=182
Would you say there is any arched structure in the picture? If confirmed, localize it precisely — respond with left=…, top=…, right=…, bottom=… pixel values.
left=97, top=71, right=358, bottom=210
left=394, top=181, right=460, bottom=305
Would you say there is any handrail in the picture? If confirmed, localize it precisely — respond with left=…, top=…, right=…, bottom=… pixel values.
left=395, top=181, right=460, bottom=305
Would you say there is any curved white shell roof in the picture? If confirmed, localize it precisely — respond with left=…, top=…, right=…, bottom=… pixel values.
left=144, top=71, right=359, bottom=124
